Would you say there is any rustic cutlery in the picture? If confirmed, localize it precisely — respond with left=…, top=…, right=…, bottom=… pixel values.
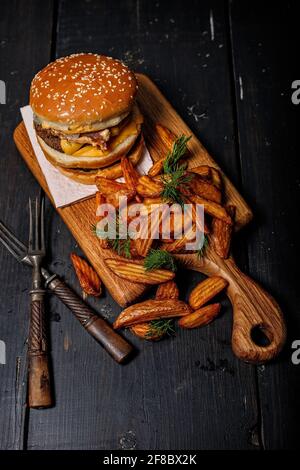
left=27, top=195, right=52, bottom=408
left=0, top=218, right=134, bottom=365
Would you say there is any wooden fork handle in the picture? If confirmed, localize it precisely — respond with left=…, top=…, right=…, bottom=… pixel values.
left=175, top=252, right=286, bottom=364
left=46, top=277, right=133, bottom=364
left=28, top=290, right=52, bottom=408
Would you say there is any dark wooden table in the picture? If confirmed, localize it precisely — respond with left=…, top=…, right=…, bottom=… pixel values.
left=0, top=0, right=299, bottom=450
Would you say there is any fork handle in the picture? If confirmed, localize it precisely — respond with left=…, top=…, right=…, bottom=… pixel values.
left=46, top=277, right=133, bottom=364
left=28, top=290, right=52, bottom=408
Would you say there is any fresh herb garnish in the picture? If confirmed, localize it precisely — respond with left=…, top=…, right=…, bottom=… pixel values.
left=109, top=237, right=131, bottom=259
left=163, top=135, right=191, bottom=174
left=147, top=319, right=175, bottom=338
left=196, top=234, right=209, bottom=258
left=93, top=213, right=132, bottom=258
left=144, top=249, right=177, bottom=272
left=161, top=166, right=193, bottom=206
left=161, top=134, right=193, bottom=205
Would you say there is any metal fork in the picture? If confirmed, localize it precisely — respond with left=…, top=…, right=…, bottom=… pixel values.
left=27, top=195, right=52, bottom=408
left=0, top=220, right=134, bottom=365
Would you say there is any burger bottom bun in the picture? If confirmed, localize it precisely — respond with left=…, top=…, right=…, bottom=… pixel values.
left=57, top=135, right=145, bottom=185
left=37, top=127, right=141, bottom=169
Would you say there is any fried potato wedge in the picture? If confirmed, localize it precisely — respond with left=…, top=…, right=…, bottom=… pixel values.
left=155, top=280, right=179, bottom=300
left=95, top=192, right=109, bottom=248
left=189, top=276, right=228, bottom=310
left=104, top=258, right=175, bottom=284
left=121, top=155, right=142, bottom=202
left=211, top=167, right=222, bottom=190
left=96, top=177, right=135, bottom=207
left=187, top=174, right=222, bottom=203
left=156, top=124, right=178, bottom=151
left=178, top=303, right=221, bottom=328
left=70, top=253, right=102, bottom=297
left=160, top=222, right=202, bottom=253
left=114, top=299, right=192, bottom=329
left=148, top=158, right=164, bottom=177
left=211, top=205, right=235, bottom=258
left=188, top=194, right=232, bottom=224
left=135, top=205, right=168, bottom=257
left=143, top=196, right=165, bottom=205
left=136, top=175, right=163, bottom=198
left=189, top=165, right=212, bottom=180
left=130, top=281, right=179, bottom=340
left=130, top=322, right=165, bottom=341
left=96, top=177, right=128, bottom=195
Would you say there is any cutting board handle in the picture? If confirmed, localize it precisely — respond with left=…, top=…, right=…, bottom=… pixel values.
left=176, top=251, right=286, bottom=363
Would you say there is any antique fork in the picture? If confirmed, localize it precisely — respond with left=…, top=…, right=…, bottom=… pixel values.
left=0, top=220, right=133, bottom=364
left=27, top=195, right=52, bottom=408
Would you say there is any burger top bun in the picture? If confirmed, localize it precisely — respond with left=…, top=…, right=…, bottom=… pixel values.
left=30, top=53, right=138, bottom=128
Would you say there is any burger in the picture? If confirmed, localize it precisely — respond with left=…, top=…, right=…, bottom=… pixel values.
left=30, top=53, right=143, bottom=184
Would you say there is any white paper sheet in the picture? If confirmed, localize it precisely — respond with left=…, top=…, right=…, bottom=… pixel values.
left=20, top=105, right=153, bottom=208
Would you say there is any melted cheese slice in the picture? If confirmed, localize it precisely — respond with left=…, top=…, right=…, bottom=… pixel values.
left=60, top=140, right=83, bottom=154
left=68, top=107, right=143, bottom=158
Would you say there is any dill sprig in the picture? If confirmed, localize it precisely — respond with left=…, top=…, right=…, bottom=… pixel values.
left=163, top=135, right=191, bottom=174
left=144, top=249, right=177, bottom=272
left=161, top=134, right=193, bottom=206
left=93, top=214, right=131, bottom=258
left=147, top=319, right=175, bottom=338
left=109, top=237, right=131, bottom=258
left=161, top=166, right=193, bottom=206
left=197, top=234, right=209, bottom=258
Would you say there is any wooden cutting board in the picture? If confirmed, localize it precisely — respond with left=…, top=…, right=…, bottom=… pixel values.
left=14, top=74, right=286, bottom=363
left=14, top=73, right=252, bottom=305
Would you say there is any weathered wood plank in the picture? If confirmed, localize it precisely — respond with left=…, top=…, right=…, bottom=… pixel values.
left=229, top=0, right=300, bottom=449
left=0, top=0, right=54, bottom=449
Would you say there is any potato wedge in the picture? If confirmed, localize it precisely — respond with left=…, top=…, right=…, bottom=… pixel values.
left=160, top=224, right=198, bottom=253
left=121, top=156, right=140, bottom=189
left=178, top=303, right=221, bottom=328
left=143, top=196, right=165, bottom=205
left=189, top=165, right=212, bottom=180
left=188, top=194, right=232, bottom=224
left=95, top=192, right=109, bottom=248
left=155, top=280, right=179, bottom=300
left=134, top=205, right=168, bottom=257
left=114, top=299, right=191, bottom=329
left=211, top=167, right=222, bottom=190
left=95, top=177, right=128, bottom=195
left=156, top=124, right=177, bottom=151
left=105, top=258, right=175, bottom=284
left=148, top=158, right=164, bottom=177
left=187, top=174, right=222, bottom=203
left=136, top=175, right=163, bottom=198
left=211, top=205, right=235, bottom=258
left=121, top=155, right=142, bottom=202
left=130, top=322, right=165, bottom=341
left=189, top=276, right=228, bottom=310
left=70, top=253, right=102, bottom=297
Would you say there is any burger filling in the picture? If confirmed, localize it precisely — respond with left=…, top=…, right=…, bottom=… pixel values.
left=34, top=105, right=143, bottom=157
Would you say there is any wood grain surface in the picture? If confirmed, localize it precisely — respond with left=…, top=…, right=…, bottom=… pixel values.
left=14, top=73, right=252, bottom=307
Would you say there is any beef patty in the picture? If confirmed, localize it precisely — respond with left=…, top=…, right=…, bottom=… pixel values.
left=34, top=123, right=62, bottom=152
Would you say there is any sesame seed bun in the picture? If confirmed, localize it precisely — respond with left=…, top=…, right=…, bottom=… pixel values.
left=30, top=53, right=138, bottom=127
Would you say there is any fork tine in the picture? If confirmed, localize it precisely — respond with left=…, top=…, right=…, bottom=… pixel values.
left=0, top=232, right=25, bottom=260
left=29, top=197, right=33, bottom=251
left=40, top=196, right=45, bottom=251
left=0, top=221, right=27, bottom=252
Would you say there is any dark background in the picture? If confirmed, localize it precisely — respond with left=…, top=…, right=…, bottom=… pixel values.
left=0, top=0, right=299, bottom=450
